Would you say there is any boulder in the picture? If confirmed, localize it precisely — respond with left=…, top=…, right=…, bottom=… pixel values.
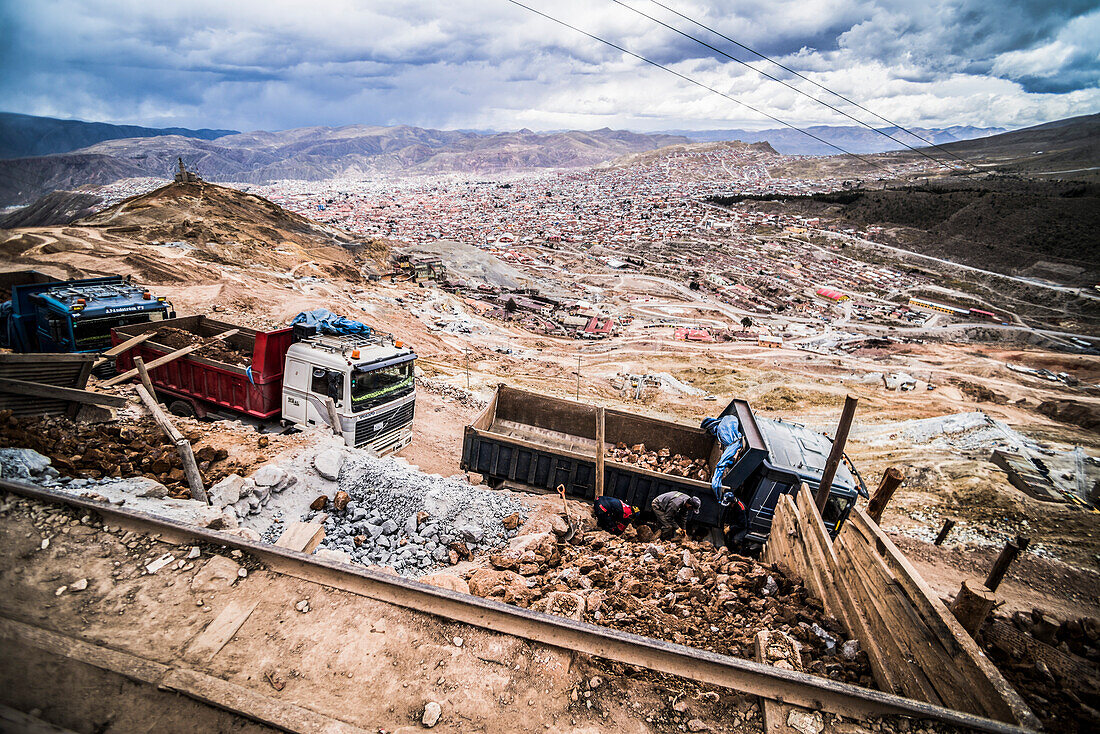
left=313, top=449, right=343, bottom=481
left=333, top=490, right=350, bottom=511
left=251, top=464, right=286, bottom=488
left=419, top=573, right=470, bottom=594
left=226, top=527, right=262, bottom=542
left=542, top=591, right=585, bottom=621
left=309, top=495, right=328, bottom=511
left=209, top=474, right=250, bottom=508
left=468, top=568, right=528, bottom=598
left=191, top=555, right=242, bottom=592
left=196, top=506, right=238, bottom=531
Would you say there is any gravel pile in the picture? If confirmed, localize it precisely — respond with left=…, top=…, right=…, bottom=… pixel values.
left=306, top=453, right=526, bottom=576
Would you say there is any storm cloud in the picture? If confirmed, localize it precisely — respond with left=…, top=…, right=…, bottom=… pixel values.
left=0, top=0, right=1096, bottom=132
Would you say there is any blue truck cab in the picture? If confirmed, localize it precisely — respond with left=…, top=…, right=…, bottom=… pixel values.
left=2, top=275, right=174, bottom=353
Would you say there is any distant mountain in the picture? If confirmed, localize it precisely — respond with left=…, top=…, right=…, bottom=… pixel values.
left=0, top=112, right=237, bottom=159
left=0, top=125, right=689, bottom=206
left=663, top=124, right=1005, bottom=155
left=0, top=190, right=102, bottom=228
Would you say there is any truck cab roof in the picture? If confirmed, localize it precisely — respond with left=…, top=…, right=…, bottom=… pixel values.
left=757, top=417, right=861, bottom=496
left=34, top=279, right=170, bottom=319
left=285, top=333, right=416, bottom=372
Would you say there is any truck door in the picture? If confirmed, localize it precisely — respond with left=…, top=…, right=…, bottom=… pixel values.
left=35, top=308, right=71, bottom=352
left=282, top=359, right=309, bottom=424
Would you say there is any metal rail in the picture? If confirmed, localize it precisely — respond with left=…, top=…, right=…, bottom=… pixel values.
left=0, top=478, right=1033, bottom=732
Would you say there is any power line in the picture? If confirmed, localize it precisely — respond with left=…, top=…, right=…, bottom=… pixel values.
left=503, top=0, right=897, bottom=177
left=610, top=0, right=972, bottom=175
left=646, top=0, right=980, bottom=171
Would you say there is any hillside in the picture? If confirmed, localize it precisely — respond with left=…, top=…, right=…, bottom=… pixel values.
left=0, top=190, right=102, bottom=228
left=664, top=124, right=1005, bottom=154
left=0, top=180, right=381, bottom=289
left=0, top=111, right=236, bottom=159
left=0, top=124, right=689, bottom=206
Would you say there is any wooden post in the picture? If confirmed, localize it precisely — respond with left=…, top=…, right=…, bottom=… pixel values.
left=815, top=394, right=858, bottom=511
left=950, top=579, right=996, bottom=636
left=134, top=384, right=208, bottom=504
left=866, top=467, right=903, bottom=523
left=985, top=536, right=1029, bottom=592
left=324, top=397, right=343, bottom=438
left=133, top=356, right=157, bottom=402
left=934, top=519, right=956, bottom=546
left=594, top=406, right=606, bottom=499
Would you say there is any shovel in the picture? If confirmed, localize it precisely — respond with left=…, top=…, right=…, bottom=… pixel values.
left=556, top=484, right=576, bottom=541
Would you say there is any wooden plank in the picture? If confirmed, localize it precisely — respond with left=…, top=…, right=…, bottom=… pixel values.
left=845, top=509, right=1038, bottom=727
left=160, top=668, right=370, bottom=734
left=0, top=352, right=97, bottom=363
left=100, top=345, right=198, bottom=387
left=101, top=329, right=159, bottom=359
left=324, top=396, right=342, bottom=436
left=0, top=616, right=168, bottom=686
left=755, top=630, right=805, bottom=734
left=184, top=599, right=259, bottom=663
left=0, top=377, right=127, bottom=408
left=0, top=704, right=80, bottom=734
left=275, top=522, right=326, bottom=554
left=595, top=406, right=606, bottom=499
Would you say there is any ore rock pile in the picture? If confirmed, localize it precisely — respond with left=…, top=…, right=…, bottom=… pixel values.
left=153, top=327, right=253, bottom=367
left=606, top=442, right=709, bottom=481
left=470, top=523, right=873, bottom=687
left=0, top=413, right=232, bottom=498
left=306, top=454, right=526, bottom=576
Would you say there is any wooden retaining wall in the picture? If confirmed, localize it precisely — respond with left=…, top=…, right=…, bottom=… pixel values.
left=765, top=485, right=1038, bottom=728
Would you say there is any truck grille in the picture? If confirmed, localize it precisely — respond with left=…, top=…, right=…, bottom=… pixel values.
left=354, top=400, right=415, bottom=447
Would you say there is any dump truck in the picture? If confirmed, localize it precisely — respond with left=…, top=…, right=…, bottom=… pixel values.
left=461, top=385, right=867, bottom=550
left=1, top=274, right=174, bottom=354
left=113, top=315, right=416, bottom=455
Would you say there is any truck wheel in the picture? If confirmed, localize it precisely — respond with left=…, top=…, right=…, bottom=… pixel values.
left=168, top=400, right=196, bottom=418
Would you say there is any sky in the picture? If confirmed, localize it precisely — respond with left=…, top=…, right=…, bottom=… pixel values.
left=0, top=0, right=1097, bottom=133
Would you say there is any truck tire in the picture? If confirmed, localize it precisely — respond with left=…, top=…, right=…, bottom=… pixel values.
left=168, top=400, right=196, bottom=418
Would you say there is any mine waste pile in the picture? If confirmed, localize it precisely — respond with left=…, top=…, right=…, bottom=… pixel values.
left=469, top=522, right=873, bottom=687
left=154, top=326, right=253, bottom=367
left=606, top=443, right=710, bottom=481
left=0, top=412, right=231, bottom=499
left=305, top=454, right=527, bottom=576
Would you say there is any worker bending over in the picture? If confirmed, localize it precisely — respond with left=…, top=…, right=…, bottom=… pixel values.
left=650, top=491, right=701, bottom=533
left=593, top=496, right=638, bottom=535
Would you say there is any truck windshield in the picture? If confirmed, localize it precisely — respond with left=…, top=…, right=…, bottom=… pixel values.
left=71, top=311, right=164, bottom=351
left=351, top=362, right=413, bottom=412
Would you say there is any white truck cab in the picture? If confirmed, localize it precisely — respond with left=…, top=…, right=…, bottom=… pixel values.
left=281, top=332, right=416, bottom=455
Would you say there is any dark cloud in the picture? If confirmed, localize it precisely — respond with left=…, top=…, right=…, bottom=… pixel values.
left=0, top=0, right=1095, bottom=132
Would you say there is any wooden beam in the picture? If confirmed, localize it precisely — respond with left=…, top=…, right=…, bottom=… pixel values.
left=275, top=522, right=326, bottom=554
left=100, top=345, right=197, bottom=387
left=985, top=537, right=1029, bottom=592
left=815, top=395, right=858, bottom=511
left=184, top=599, right=259, bottom=663
left=134, top=383, right=207, bottom=504
left=866, top=467, right=903, bottom=523
left=0, top=377, right=127, bottom=408
left=100, top=327, right=238, bottom=387
left=133, top=356, right=157, bottom=402
left=950, top=580, right=996, bottom=637
left=324, top=397, right=342, bottom=436
left=594, top=406, right=606, bottom=499
left=934, top=519, right=956, bottom=546
left=96, top=329, right=160, bottom=366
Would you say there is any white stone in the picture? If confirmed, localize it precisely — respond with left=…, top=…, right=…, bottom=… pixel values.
left=422, top=701, right=442, bottom=728
left=210, top=474, right=250, bottom=507
left=70, top=578, right=89, bottom=591
left=313, top=449, right=344, bottom=481
left=787, top=710, right=824, bottom=734
left=251, top=464, right=286, bottom=487
left=146, top=553, right=175, bottom=574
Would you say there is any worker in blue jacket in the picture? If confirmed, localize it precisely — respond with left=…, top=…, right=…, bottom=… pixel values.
left=702, top=415, right=751, bottom=552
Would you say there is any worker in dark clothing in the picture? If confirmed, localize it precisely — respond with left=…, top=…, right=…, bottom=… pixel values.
left=593, top=496, right=638, bottom=534
left=723, top=496, right=750, bottom=553
left=650, top=491, right=701, bottom=532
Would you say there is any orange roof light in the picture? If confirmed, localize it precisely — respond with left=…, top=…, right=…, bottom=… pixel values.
left=395, top=340, right=404, bottom=348
left=351, top=349, right=360, bottom=359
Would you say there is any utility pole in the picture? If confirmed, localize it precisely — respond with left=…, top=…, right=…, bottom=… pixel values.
left=576, top=352, right=581, bottom=401
left=815, top=395, right=859, bottom=512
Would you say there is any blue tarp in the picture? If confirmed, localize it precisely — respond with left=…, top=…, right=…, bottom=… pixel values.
left=701, top=415, right=744, bottom=499
left=291, top=309, right=372, bottom=337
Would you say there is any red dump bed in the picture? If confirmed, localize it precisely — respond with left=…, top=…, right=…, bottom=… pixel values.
left=111, top=315, right=293, bottom=419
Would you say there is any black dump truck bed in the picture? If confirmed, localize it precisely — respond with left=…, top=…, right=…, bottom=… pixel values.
left=461, top=385, right=866, bottom=546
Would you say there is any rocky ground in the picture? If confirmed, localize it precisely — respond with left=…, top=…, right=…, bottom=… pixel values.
left=463, top=513, right=873, bottom=688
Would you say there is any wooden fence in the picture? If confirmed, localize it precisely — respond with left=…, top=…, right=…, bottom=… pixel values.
left=765, top=485, right=1038, bottom=728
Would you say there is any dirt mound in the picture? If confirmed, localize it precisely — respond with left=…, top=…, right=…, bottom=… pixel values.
left=606, top=442, right=709, bottom=481
left=1037, top=400, right=1100, bottom=432
left=154, top=327, right=252, bottom=367
left=473, top=524, right=873, bottom=687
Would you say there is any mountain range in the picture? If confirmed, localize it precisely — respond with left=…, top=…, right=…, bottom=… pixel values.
left=663, top=124, right=1005, bottom=155
left=0, top=122, right=689, bottom=206
left=0, top=111, right=236, bottom=159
